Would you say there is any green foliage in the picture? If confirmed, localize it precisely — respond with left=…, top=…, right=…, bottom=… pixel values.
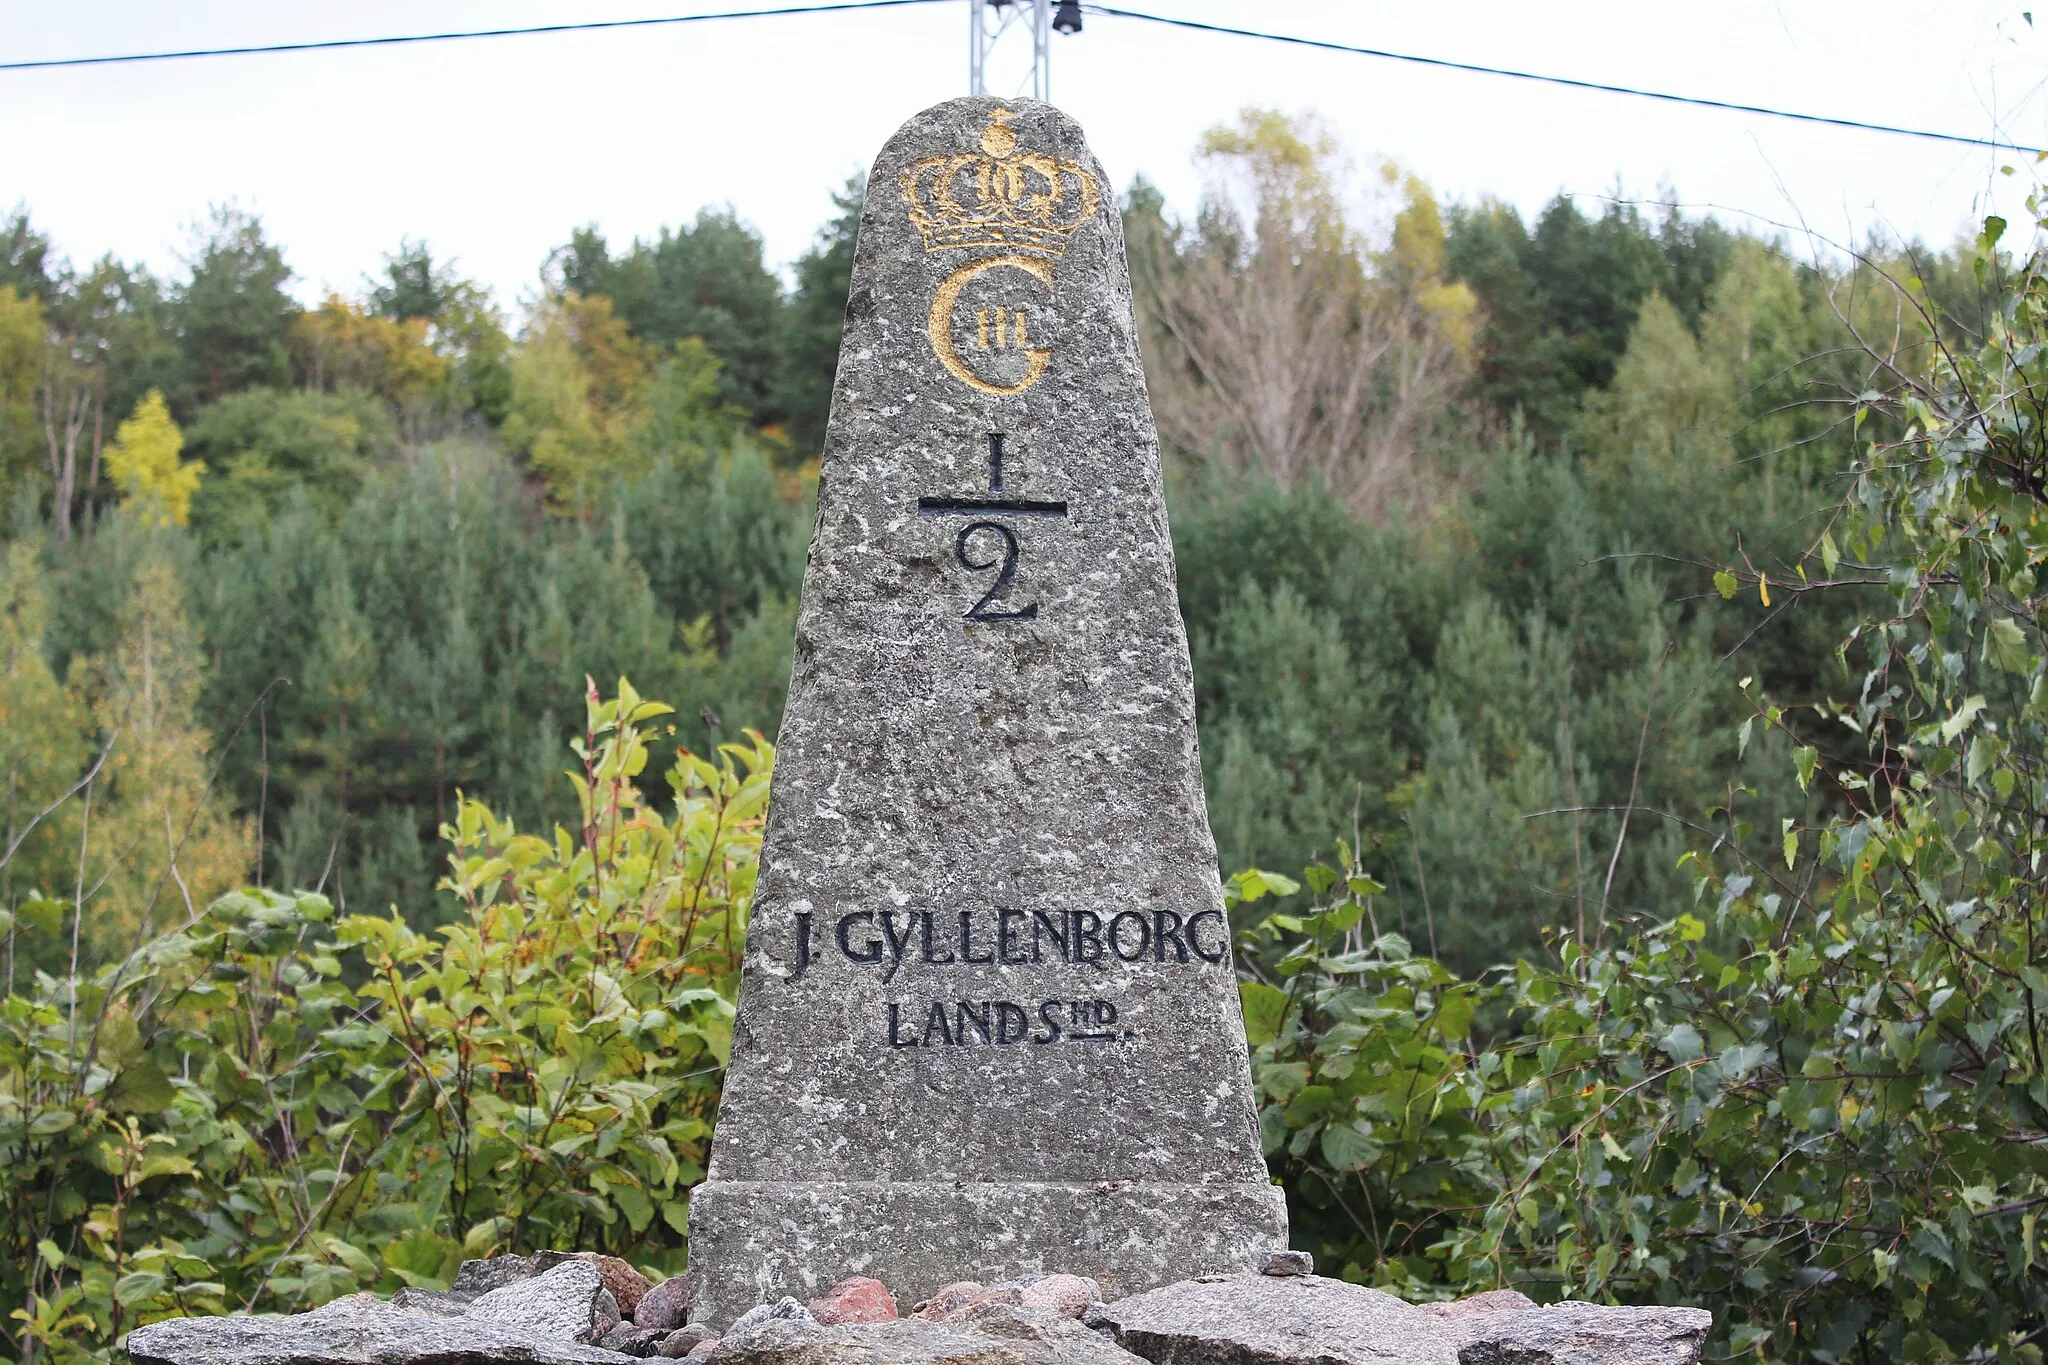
left=182, top=388, right=398, bottom=543
left=774, top=175, right=864, bottom=462
left=361, top=239, right=513, bottom=423
left=553, top=211, right=785, bottom=422
left=1244, top=207, right=2048, bottom=1359
left=0, top=541, right=89, bottom=922
left=0, top=210, right=56, bottom=305
left=1445, top=194, right=1733, bottom=443
left=1166, top=207, right=1867, bottom=969
left=173, top=208, right=299, bottom=409
left=0, top=681, right=763, bottom=1362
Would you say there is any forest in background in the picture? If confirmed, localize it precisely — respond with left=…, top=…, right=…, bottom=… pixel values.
left=10, top=107, right=2048, bottom=1361
left=0, top=110, right=1969, bottom=973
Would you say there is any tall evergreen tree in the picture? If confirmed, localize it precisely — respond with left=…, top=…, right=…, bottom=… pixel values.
left=174, top=207, right=299, bottom=408
left=368, top=238, right=453, bottom=322
left=775, top=174, right=865, bottom=461
left=1444, top=193, right=1733, bottom=443
left=76, top=543, right=252, bottom=960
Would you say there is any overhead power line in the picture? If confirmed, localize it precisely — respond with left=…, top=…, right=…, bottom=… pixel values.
left=0, top=0, right=949, bottom=73
left=1084, top=4, right=2048, bottom=156
left=0, top=0, right=2038, bottom=158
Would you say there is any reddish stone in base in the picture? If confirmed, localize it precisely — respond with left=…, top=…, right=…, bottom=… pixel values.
left=810, top=1276, right=900, bottom=1325
left=1018, top=1275, right=1099, bottom=1318
left=533, top=1251, right=653, bottom=1318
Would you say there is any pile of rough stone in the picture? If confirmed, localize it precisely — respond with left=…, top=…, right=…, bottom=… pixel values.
left=125, top=1249, right=1712, bottom=1365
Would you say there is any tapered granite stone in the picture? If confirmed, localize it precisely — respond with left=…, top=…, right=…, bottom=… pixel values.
left=685, top=95, right=1286, bottom=1325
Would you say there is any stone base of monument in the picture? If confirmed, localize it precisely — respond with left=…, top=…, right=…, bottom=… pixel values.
left=684, top=1177, right=1289, bottom=1326
left=1092, top=1273, right=1715, bottom=1365
left=122, top=1256, right=1715, bottom=1365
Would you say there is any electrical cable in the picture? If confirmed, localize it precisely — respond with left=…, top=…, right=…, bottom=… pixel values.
left=0, top=0, right=950, bottom=73
left=1083, top=3, right=2048, bottom=155
left=1, top=0, right=2038, bottom=158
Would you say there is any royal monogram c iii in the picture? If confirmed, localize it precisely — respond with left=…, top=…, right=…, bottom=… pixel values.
left=899, top=106, right=1104, bottom=395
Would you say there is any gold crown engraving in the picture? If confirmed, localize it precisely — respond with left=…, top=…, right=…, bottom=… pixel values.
left=900, top=107, right=1103, bottom=258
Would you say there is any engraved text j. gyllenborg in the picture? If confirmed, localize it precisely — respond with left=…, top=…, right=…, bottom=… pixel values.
left=775, top=906, right=1230, bottom=1049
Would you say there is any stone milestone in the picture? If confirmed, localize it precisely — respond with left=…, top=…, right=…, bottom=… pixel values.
left=684, top=95, right=1287, bottom=1323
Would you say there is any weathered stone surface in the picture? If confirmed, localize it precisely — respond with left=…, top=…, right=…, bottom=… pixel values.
left=1422, top=1289, right=1536, bottom=1319
left=719, top=1319, right=826, bottom=1359
left=658, top=1325, right=718, bottom=1358
left=455, top=1255, right=541, bottom=1296
left=684, top=1341, right=718, bottom=1361
left=684, top=93, right=1284, bottom=1324
left=915, top=1281, right=1018, bottom=1322
left=959, top=1302, right=1099, bottom=1342
left=1259, top=1251, right=1314, bottom=1278
left=1442, top=1301, right=1713, bottom=1365
left=635, top=1275, right=694, bottom=1331
left=725, top=1297, right=818, bottom=1346
left=536, top=1252, right=654, bottom=1317
left=1017, top=1274, right=1098, bottom=1318
left=1093, top=1274, right=1458, bottom=1365
left=386, top=1288, right=468, bottom=1317
left=123, top=1295, right=632, bottom=1365
left=470, top=1261, right=614, bottom=1344
left=705, top=1309, right=1148, bottom=1365
left=809, top=1276, right=899, bottom=1324
left=697, top=1183, right=1282, bottom=1327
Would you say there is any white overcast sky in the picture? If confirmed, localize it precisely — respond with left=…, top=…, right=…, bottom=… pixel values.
left=1, top=0, right=2042, bottom=311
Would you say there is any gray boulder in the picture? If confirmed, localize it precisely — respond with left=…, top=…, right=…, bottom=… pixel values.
left=469, top=1261, right=616, bottom=1344
left=1093, top=1274, right=1458, bottom=1365
left=534, top=1252, right=655, bottom=1319
left=454, top=1256, right=542, bottom=1297
left=706, top=1308, right=1147, bottom=1365
left=1093, top=1275, right=1713, bottom=1365
left=1441, top=1301, right=1714, bottom=1365
left=123, top=1294, right=633, bottom=1365
left=722, top=1297, right=816, bottom=1344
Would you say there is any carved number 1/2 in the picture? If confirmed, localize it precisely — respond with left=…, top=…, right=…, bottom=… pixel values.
left=956, top=520, right=1037, bottom=622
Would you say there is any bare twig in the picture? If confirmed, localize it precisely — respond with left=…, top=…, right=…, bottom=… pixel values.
left=1598, top=644, right=1670, bottom=947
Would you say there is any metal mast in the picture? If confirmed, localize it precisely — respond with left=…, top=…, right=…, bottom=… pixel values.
left=969, top=0, right=1052, bottom=103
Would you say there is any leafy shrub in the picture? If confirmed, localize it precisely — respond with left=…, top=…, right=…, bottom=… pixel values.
left=0, top=680, right=766, bottom=1362
left=1245, top=210, right=2048, bottom=1361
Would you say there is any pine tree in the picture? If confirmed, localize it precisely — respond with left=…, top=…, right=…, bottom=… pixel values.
left=775, top=174, right=865, bottom=461
left=173, top=206, right=299, bottom=406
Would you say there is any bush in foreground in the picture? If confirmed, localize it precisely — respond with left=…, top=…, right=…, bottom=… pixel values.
left=0, top=681, right=765, bottom=1362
